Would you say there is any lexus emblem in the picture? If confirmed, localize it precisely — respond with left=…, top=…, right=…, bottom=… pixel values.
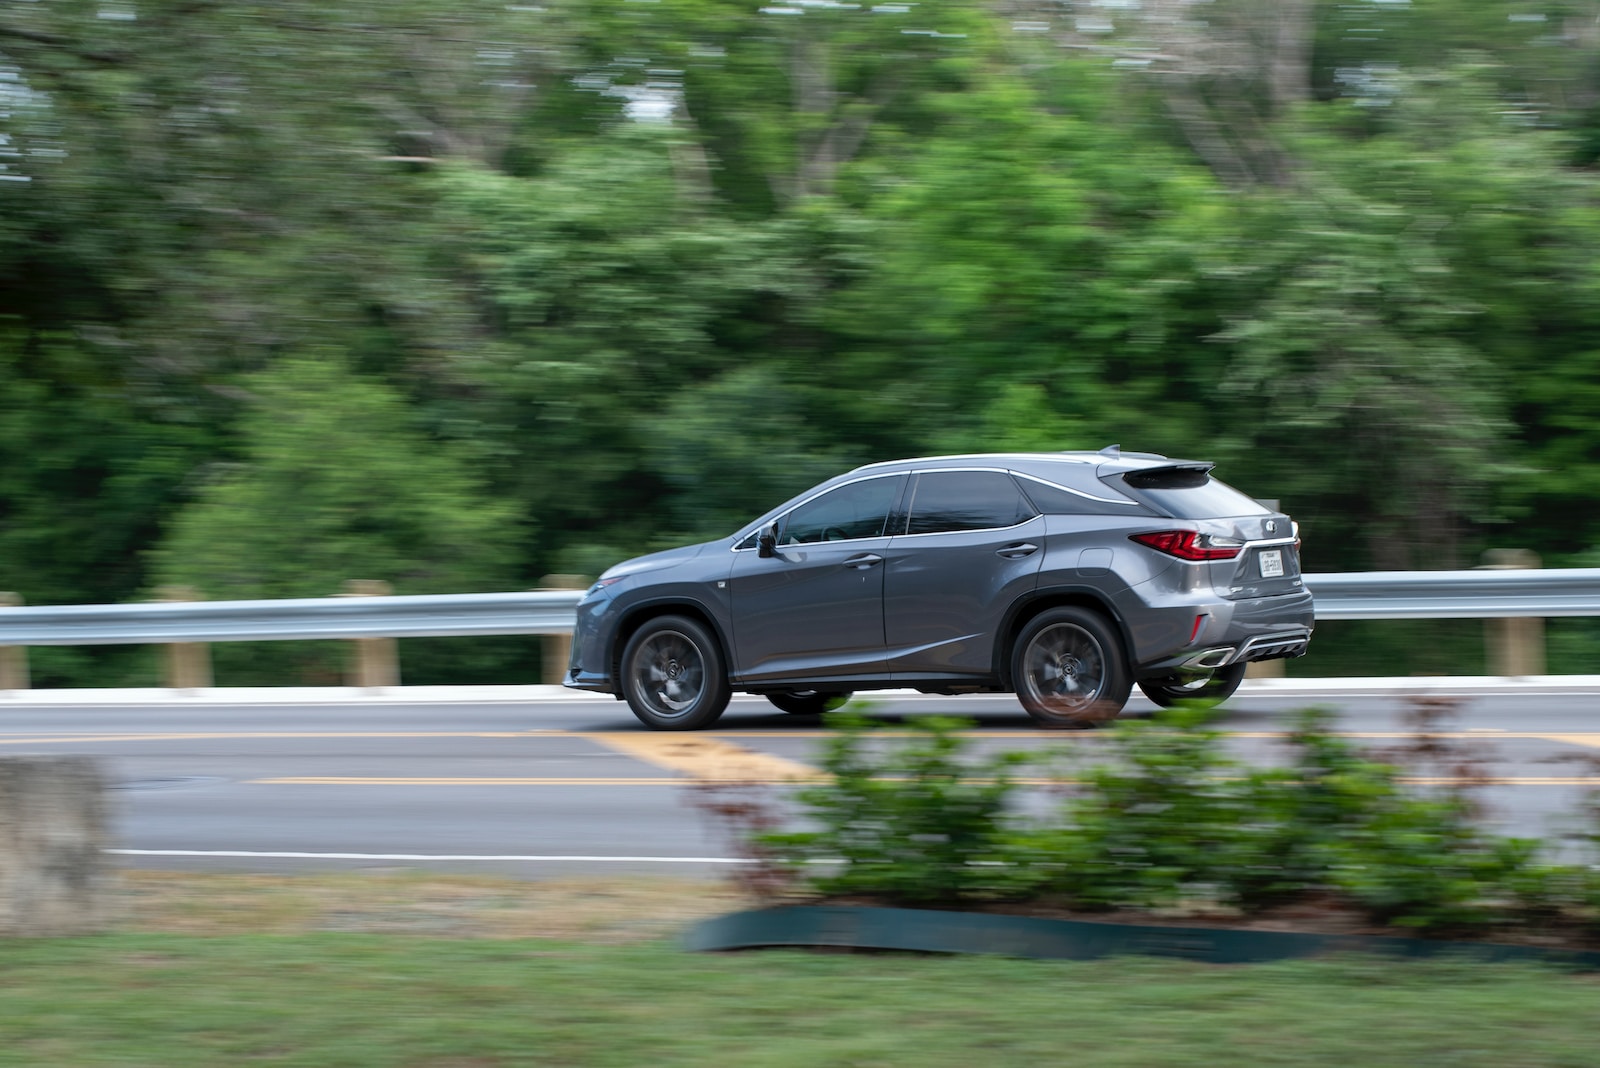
left=1265, top=520, right=1278, bottom=533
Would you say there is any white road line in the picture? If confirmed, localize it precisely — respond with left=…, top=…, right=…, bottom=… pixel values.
left=107, top=848, right=754, bottom=864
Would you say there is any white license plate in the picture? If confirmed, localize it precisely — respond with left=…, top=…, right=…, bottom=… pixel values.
left=1259, top=549, right=1285, bottom=578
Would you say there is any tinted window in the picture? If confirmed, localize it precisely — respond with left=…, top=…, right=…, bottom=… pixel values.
left=1118, top=468, right=1271, bottom=518
left=1017, top=476, right=1146, bottom=516
left=906, top=471, right=1036, bottom=535
left=781, top=475, right=902, bottom=544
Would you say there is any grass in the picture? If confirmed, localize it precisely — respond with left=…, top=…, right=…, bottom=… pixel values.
left=2, top=872, right=1598, bottom=1067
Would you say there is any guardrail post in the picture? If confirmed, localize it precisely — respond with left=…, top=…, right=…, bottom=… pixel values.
left=1479, top=549, right=1545, bottom=677
left=154, top=586, right=212, bottom=690
left=537, top=575, right=589, bottom=684
left=0, top=593, right=28, bottom=693
left=1244, top=658, right=1285, bottom=680
left=342, top=580, right=398, bottom=689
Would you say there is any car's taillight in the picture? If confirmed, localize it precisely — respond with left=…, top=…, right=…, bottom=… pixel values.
left=1130, top=530, right=1244, bottom=561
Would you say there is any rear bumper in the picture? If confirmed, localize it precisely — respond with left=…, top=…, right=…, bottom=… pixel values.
left=1163, top=626, right=1313, bottom=671
left=1133, top=588, right=1315, bottom=676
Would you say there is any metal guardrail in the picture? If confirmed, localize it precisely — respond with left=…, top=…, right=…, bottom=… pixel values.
left=0, top=591, right=585, bottom=646
left=1, top=569, right=1598, bottom=647
left=1306, top=569, right=1600, bottom=621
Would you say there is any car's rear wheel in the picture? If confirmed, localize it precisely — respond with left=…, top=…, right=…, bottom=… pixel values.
left=1011, top=607, right=1132, bottom=728
left=1138, top=663, right=1248, bottom=708
left=765, top=690, right=852, bottom=716
left=620, top=615, right=731, bottom=731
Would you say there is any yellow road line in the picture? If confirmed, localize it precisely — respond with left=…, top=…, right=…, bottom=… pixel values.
left=700, top=730, right=1600, bottom=741
left=243, top=774, right=1600, bottom=788
left=0, top=731, right=537, bottom=745
left=252, top=777, right=688, bottom=786
left=586, top=732, right=826, bottom=782
left=1531, top=734, right=1600, bottom=750
left=6, top=728, right=1600, bottom=744
left=1399, top=777, right=1600, bottom=786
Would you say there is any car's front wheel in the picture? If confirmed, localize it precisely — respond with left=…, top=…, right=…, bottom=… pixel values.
left=765, top=690, right=852, bottom=716
left=1011, top=607, right=1132, bottom=728
left=620, top=615, right=731, bottom=730
left=1137, top=663, right=1248, bottom=708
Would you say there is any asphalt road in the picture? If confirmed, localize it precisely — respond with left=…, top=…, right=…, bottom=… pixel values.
left=2, top=686, right=1598, bottom=878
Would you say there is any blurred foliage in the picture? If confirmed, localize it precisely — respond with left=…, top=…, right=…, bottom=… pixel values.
left=149, top=355, right=520, bottom=683
left=2, top=0, right=1600, bottom=682
left=762, top=713, right=1032, bottom=903
left=751, top=708, right=1600, bottom=936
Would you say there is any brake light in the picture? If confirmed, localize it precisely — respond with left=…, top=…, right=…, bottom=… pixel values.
left=1130, top=530, right=1243, bottom=561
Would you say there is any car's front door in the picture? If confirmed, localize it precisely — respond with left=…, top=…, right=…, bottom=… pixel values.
left=728, top=473, right=906, bottom=683
left=883, top=469, right=1046, bottom=678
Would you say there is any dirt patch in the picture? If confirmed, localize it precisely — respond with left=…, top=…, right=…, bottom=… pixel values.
left=114, top=871, right=750, bottom=942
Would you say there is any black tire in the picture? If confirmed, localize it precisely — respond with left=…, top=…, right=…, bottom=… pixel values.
left=1011, top=606, right=1132, bottom=728
left=765, top=691, right=852, bottom=716
left=1137, top=663, right=1248, bottom=708
left=620, top=615, right=731, bottom=730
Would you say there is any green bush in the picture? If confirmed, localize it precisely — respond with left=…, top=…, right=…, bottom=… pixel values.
left=739, top=703, right=1600, bottom=939
left=1017, top=705, right=1281, bottom=910
left=759, top=713, right=1033, bottom=904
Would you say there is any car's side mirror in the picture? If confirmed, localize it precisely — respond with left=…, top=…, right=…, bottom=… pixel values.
left=757, top=522, right=779, bottom=558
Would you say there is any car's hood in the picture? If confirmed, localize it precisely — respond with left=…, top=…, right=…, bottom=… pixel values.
left=599, top=542, right=709, bottom=582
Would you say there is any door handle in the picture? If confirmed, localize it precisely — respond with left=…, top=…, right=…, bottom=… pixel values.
left=842, top=553, right=883, bottom=570
left=997, top=543, right=1039, bottom=559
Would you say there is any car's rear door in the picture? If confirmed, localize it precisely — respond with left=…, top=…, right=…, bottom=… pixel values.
left=882, top=469, right=1045, bottom=679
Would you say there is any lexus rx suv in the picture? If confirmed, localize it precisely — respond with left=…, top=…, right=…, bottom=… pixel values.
left=566, top=447, right=1313, bottom=730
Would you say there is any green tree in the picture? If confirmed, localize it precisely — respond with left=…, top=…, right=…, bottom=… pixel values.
left=819, top=67, right=1232, bottom=461
left=151, top=354, right=520, bottom=683
left=1215, top=183, right=1507, bottom=572
left=0, top=322, right=201, bottom=685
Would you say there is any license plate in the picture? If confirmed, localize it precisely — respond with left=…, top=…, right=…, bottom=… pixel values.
left=1259, top=549, right=1284, bottom=578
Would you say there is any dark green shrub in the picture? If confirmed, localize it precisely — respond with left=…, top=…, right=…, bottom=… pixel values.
left=759, top=713, right=1032, bottom=905
left=730, top=703, right=1600, bottom=939
left=1280, top=707, right=1560, bottom=932
left=1017, top=704, right=1279, bottom=910
left=1319, top=801, right=1541, bottom=929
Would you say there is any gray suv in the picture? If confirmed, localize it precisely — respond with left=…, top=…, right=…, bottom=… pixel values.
left=565, top=447, right=1312, bottom=730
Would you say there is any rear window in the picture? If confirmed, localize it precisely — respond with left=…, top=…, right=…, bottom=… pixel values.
left=1116, top=468, right=1271, bottom=519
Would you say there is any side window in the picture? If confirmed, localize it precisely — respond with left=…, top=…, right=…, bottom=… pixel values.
left=905, top=471, right=1036, bottom=535
left=1016, top=476, right=1146, bottom=516
left=780, top=475, right=903, bottom=544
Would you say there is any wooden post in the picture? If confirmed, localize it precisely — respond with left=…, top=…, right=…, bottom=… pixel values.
left=342, top=580, right=398, bottom=689
left=1479, top=549, right=1545, bottom=677
left=0, top=593, right=27, bottom=693
left=1244, top=657, right=1285, bottom=680
left=537, top=574, right=590, bottom=684
left=154, top=586, right=213, bottom=690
